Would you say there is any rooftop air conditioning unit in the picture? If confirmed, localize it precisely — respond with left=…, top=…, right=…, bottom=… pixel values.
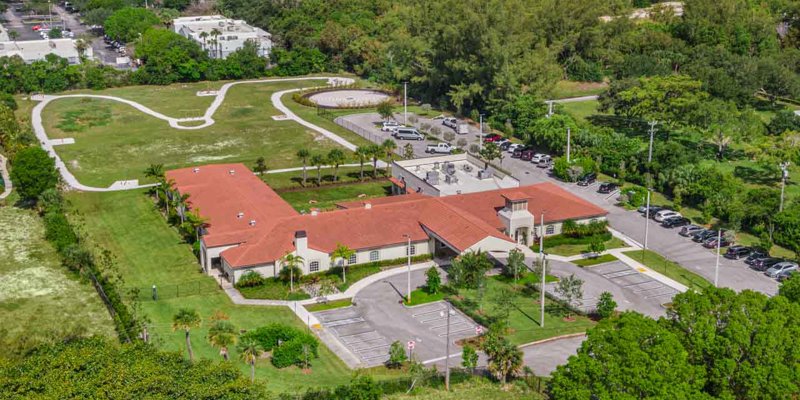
left=237, top=212, right=244, bottom=219
left=229, top=169, right=235, bottom=175
left=249, top=219, right=256, bottom=226
left=192, top=167, right=199, bottom=173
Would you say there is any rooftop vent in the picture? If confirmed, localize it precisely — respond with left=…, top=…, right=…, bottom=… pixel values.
left=229, top=169, right=236, bottom=175
left=248, top=219, right=256, bottom=226
left=364, top=203, right=372, bottom=210
left=237, top=212, right=244, bottom=219
left=310, top=209, right=319, bottom=216
left=192, top=167, right=200, bottom=173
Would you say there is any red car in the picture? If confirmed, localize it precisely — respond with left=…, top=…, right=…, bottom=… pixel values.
left=483, top=133, right=503, bottom=143
left=32, top=25, right=42, bottom=31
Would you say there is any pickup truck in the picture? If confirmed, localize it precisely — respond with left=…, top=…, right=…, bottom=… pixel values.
left=426, top=143, right=453, bottom=154
left=457, top=123, right=469, bottom=135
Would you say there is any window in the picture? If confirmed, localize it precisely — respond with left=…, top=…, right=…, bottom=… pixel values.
left=406, top=244, right=416, bottom=256
left=369, top=250, right=380, bottom=262
left=546, top=225, right=555, bottom=235
left=590, top=218, right=598, bottom=223
left=309, top=261, right=320, bottom=273
left=348, top=254, right=357, bottom=264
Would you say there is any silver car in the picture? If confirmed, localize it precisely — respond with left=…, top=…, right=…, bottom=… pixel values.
left=765, top=262, right=798, bottom=279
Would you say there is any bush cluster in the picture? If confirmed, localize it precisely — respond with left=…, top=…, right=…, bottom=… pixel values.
left=235, top=271, right=265, bottom=288
left=561, top=219, right=608, bottom=238
left=240, top=323, right=319, bottom=368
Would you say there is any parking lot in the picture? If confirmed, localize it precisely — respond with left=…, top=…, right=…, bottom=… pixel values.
left=336, top=113, right=488, bottom=158
left=313, top=268, right=481, bottom=367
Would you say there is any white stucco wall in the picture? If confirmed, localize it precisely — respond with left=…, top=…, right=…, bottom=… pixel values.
left=204, top=242, right=239, bottom=272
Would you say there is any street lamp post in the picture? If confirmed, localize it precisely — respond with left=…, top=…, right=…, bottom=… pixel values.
left=403, top=82, right=408, bottom=126
left=478, top=113, right=485, bottom=152
left=643, top=121, right=658, bottom=258
left=403, top=234, right=411, bottom=303
left=538, top=212, right=546, bottom=328
left=440, top=304, right=453, bottom=390
left=780, top=162, right=790, bottom=212
left=566, top=127, right=571, bottom=163
left=714, top=229, right=721, bottom=287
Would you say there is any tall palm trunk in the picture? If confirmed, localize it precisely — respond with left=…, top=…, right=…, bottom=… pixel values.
left=359, top=160, right=365, bottom=181
left=221, top=348, right=229, bottom=361
left=250, top=361, right=255, bottom=383
left=302, top=161, right=307, bottom=185
left=334, top=164, right=339, bottom=182
left=185, top=330, right=194, bottom=361
left=316, top=167, right=322, bottom=186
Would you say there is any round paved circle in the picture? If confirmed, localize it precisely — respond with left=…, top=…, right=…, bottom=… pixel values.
left=308, top=90, right=391, bottom=108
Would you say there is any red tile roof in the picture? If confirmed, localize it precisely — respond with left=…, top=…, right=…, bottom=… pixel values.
left=165, top=164, right=298, bottom=247
left=167, top=164, right=607, bottom=269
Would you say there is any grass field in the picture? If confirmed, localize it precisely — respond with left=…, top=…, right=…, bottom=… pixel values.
left=573, top=253, right=618, bottom=267
left=623, top=249, right=712, bottom=292
left=543, top=234, right=628, bottom=257
left=304, top=298, right=353, bottom=312
left=450, top=275, right=595, bottom=345
left=65, top=189, right=403, bottom=392
left=262, top=165, right=385, bottom=190
left=403, top=289, right=444, bottom=306
left=36, top=78, right=373, bottom=188
left=278, top=180, right=392, bottom=212
left=0, top=195, right=114, bottom=349
left=549, top=80, right=608, bottom=99
left=559, top=100, right=602, bottom=121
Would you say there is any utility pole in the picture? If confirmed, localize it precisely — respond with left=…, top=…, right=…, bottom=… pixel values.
left=566, top=127, right=571, bottom=163
left=404, top=234, right=411, bottom=303
left=538, top=212, right=546, bottom=328
left=441, top=304, right=452, bottom=390
left=780, top=162, right=790, bottom=212
left=403, top=81, right=408, bottom=126
left=643, top=120, right=658, bottom=258
left=478, top=113, right=485, bottom=152
left=714, top=229, right=721, bottom=287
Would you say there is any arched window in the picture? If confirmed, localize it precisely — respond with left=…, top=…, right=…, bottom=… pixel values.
left=309, top=261, right=320, bottom=272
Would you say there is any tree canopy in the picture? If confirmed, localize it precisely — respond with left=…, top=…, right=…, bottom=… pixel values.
left=104, top=7, right=160, bottom=43
left=10, top=146, right=58, bottom=201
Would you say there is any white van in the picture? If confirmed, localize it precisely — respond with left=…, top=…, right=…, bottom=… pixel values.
left=394, top=128, right=424, bottom=140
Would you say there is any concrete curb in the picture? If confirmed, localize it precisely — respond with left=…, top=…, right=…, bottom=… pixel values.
left=517, top=332, right=587, bottom=350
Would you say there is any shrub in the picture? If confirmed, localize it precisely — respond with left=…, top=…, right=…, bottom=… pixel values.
left=443, top=131, right=456, bottom=142
left=456, top=138, right=467, bottom=148
left=595, top=291, right=617, bottom=319
left=240, top=323, right=304, bottom=352
left=425, top=267, right=441, bottom=294
left=386, top=341, right=407, bottom=368
left=561, top=219, right=608, bottom=238
left=271, top=333, right=319, bottom=368
left=235, top=271, right=265, bottom=288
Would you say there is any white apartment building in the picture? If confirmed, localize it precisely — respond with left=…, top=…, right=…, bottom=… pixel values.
left=173, top=15, right=272, bottom=59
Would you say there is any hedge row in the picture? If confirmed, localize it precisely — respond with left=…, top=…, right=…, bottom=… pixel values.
left=39, top=190, right=140, bottom=342
left=545, top=232, right=612, bottom=247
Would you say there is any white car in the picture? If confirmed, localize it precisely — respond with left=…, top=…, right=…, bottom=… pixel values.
left=507, top=143, right=523, bottom=153
left=654, top=210, right=681, bottom=222
left=765, top=262, right=798, bottom=279
left=442, top=117, right=458, bottom=129
left=530, top=153, right=547, bottom=163
left=381, top=120, right=401, bottom=132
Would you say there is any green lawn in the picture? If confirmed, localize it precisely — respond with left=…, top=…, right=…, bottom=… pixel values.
left=278, top=180, right=392, bottom=212
left=549, top=80, right=608, bottom=99
left=544, top=234, right=628, bottom=257
left=305, top=298, right=353, bottom=312
left=559, top=99, right=602, bottom=121
left=0, top=195, right=115, bottom=352
left=449, top=275, right=595, bottom=345
left=37, top=78, right=368, bottom=187
left=238, top=278, right=311, bottom=301
left=573, top=253, right=618, bottom=267
left=262, top=165, right=385, bottom=190
left=623, top=250, right=712, bottom=292
left=403, top=289, right=444, bottom=306
left=65, top=189, right=402, bottom=393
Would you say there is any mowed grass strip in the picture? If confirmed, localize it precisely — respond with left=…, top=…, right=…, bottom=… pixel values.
left=40, top=79, right=352, bottom=187
left=278, top=180, right=392, bottom=212
left=573, top=253, right=618, bottom=267
left=623, top=249, right=712, bottom=292
left=304, top=298, right=353, bottom=312
left=65, top=189, right=405, bottom=392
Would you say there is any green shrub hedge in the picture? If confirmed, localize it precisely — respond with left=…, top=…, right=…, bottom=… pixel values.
left=545, top=232, right=612, bottom=247
left=235, top=271, right=265, bottom=288
left=241, top=323, right=320, bottom=368
left=561, top=219, right=608, bottom=238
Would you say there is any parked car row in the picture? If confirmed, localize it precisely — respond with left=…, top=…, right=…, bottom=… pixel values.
left=638, top=205, right=797, bottom=281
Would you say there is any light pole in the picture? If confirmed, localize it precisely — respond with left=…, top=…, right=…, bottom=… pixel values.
left=566, top=127, right=571, bottom=163
left=714, top=229, right=721, bottom=287
left=403, top=234, right=412, bottom=303
left=538, top=212, right=546, bottom=328
left=643, top=121, right=658, bottom=258
left=439, top=304, right=454, bottom=390
left=478, top=113, right=485, bottom=152
left=403, top=81, right=408, bottom=126
left=780, top=162, right=790, bottom=212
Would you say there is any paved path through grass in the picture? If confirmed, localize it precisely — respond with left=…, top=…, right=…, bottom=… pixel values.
left=0, top=154, right=11, bottom=199
left=30, top=76, right=360, bottom=192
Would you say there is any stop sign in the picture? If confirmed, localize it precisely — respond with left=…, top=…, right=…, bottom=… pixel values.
left=407, top=340, right=415, bottom=350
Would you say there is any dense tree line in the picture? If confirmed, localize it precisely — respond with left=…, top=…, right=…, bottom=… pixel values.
left=550, top=282, right=800, bottom=398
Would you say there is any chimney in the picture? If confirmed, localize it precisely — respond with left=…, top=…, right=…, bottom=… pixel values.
left=364, top=203, right=372, bottom=210
left=249, top=219, right=256, bottom=226
left=294, top=231, right=307, bottom=254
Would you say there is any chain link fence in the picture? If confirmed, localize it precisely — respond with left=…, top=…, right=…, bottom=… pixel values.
left=128, top=279, right=218, bottom=301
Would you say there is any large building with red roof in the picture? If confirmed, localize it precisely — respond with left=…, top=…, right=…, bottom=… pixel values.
left=166, top=162, right=607, bottom=284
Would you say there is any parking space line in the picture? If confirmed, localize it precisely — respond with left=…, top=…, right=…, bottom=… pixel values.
left=437, top=326, right=476, bottom=337
left=323, top=317, right=365, bottom=327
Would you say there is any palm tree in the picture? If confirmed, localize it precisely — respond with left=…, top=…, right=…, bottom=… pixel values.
left=327, top=149, right=346, bottom=182
left=381, top=139, right=397, bottom=175
left=172, top=308, right=202, bottom=361
left=330, top=244, right=355, bottom=284
left=310, top=154, right=327, bottom=186
left=199, top=31, right=209, bottom=54
left=238, top=338, right=263, bottom=383
left=182, top=209, right=208, bottom=242
left=280, top=252, right=304, bottom=292
left=210, top=28, right=222, bottom=58
left=144, top=164, right=165, bottom=202
left=354, top=146, right=369, bottom=181
left=296, top=149, right=310, bottom=186
left=368, top=144, right=381, bottom=177
left=207, top=320, right=237, bottom=361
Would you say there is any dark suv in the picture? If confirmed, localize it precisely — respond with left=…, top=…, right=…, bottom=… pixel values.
left=744, top=249, right=770, bottom=265
left=724, top=245, right=751, bottom=260
left=750, top=257, right=784, bottom=272
left=691, top=229, right=716, bottom=243
left=577, top=172, right=597, bottom=186
left=511, top=146, right=531, bottom=159
left=662, top=216, right=690, bottom=228
left=598, top=182, right=619, bottom=194
left=520, top=149, right=535, bottom=161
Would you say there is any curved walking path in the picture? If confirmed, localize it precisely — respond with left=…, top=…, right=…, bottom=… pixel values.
left=30, top=76, right=358, bottom=192
left=0, top=154, right=11, bottom=199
